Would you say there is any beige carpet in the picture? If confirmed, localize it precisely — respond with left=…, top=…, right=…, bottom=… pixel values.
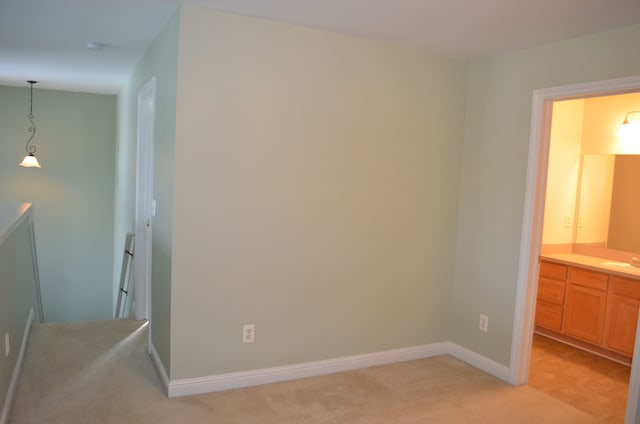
left=10, top=319, right=605, bottom=423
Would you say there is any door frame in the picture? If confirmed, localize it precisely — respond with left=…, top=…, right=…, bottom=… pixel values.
left=509, top=74, right=640, bottom=424
left=134, top=77, right=157, bottom=323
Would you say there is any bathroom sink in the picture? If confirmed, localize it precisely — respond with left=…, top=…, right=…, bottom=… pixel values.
left=601, top=261, right=633, bottom=268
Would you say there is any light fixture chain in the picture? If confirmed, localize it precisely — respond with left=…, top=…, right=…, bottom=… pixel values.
left=25, top=81, right=37, bottom=154
left=26, top=113, right=36, bottom=154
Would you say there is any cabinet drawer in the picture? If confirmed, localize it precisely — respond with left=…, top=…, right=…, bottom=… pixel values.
left=569, top=267, right=608, bottom=290
left=535, top=302, right=563, bottom=331
left=537, top=277, right=566, bottom=305
left=610, top=277, right=640, bottom=300
left=540, top=261, right=567, bottom=280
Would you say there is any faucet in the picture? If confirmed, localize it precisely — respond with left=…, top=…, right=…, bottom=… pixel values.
left=632, top=257, right=640, bottom=268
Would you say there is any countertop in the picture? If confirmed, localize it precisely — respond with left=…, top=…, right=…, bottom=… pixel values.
left=541, top=253, right=640, bottom=280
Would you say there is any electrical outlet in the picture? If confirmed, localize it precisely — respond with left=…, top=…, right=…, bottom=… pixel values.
left=479, top=314, right=489, bottom=332
left=4, top=332, right=9, bottom=357
left=564, top=216, right=572, bottom=228
left=242, top=324, right=255, bottom=344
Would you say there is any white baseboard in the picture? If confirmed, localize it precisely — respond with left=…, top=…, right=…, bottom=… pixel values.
left=166, top=341, right=505, bottom=398
left=149, top=342, right=170, bottom=395
left=447, top=343, right=511, bottom=382
left=0, top=307, right=35, bottom=424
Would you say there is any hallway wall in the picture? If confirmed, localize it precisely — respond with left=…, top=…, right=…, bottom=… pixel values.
left=0, top=86, right=117, bottom=322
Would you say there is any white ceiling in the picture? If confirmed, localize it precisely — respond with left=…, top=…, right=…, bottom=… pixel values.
left=2, top=0, right=640, bottom=94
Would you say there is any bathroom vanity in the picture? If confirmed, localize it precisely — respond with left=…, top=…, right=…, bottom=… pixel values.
left=536, top=253, right=640, bottom=364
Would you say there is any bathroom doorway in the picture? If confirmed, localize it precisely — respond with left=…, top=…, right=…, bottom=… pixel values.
left=528, top=93, right=640, bottom=422
left=508, top=75, right=640, bottom=424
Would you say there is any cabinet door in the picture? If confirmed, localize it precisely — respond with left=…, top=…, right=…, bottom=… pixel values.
left=564, top=284, right=607, bottom=344
left=604, top=294, right=640, bottom=356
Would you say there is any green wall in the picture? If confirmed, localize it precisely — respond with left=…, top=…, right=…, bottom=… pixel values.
left=451, top=24, right=640, bottom=365
left=170, top=6, right=467, bottom=379
left=121, top=9, right=179, bottom=376
left=0, top=87, right=116, bottom=322
left=131, top=5, right=640, bottom=390
left=113, top=85, right=138, bottom=314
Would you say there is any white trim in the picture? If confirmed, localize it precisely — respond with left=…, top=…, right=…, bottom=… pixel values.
left=165, top=342, right=508, bottom=398
left=0, top=308, right=34, bottom=424
left=626, top=311, right=640, bottom=424
left=528, top=75, right=640, bottom=100
left=134, top=76, right=157, bottom=322
left=448, top=343, right=511, bottom=382
left=508, top=89, right=552, bottom=385
left=149, top=342, right=170, bottom=395
left=168, top=343, right=450, bottom=397
left=510, top=74, right=640, bottom=423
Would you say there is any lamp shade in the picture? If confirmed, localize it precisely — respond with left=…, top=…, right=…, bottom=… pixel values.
left=19, top=153, right=41, bottom=168
left=617, top=120, right=640, bottom=139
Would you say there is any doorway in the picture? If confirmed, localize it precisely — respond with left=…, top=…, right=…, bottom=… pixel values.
left=509, top=75, right=640, bottom=424
left=530, top=93, right=640, bottom=422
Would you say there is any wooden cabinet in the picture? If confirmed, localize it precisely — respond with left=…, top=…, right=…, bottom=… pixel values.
left=604, top=295, right=640, bottom=355
left=535, top=301, right=564, bottom=332
left=564, top=284, right=607, bottom=344
left=569, top=267, right=608, bottom=290
left=540, top=261, right=568, bottom=281
left=563, top=267, right=608, bottom=344
left=604, top=277, right=640, bottom=356
left=535, top=261, right=567, bottom=331
left=535, top=259, right=640, bottom=361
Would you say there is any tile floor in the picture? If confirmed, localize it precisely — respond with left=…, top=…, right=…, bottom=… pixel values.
left=528, top=333, right=630, bottom=423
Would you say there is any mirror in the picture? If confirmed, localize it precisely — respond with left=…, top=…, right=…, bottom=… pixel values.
left=575, top=154, right=640, bottom=253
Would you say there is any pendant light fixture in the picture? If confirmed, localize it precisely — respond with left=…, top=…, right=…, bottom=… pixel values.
left=19, top=80, right=42, bottom=168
